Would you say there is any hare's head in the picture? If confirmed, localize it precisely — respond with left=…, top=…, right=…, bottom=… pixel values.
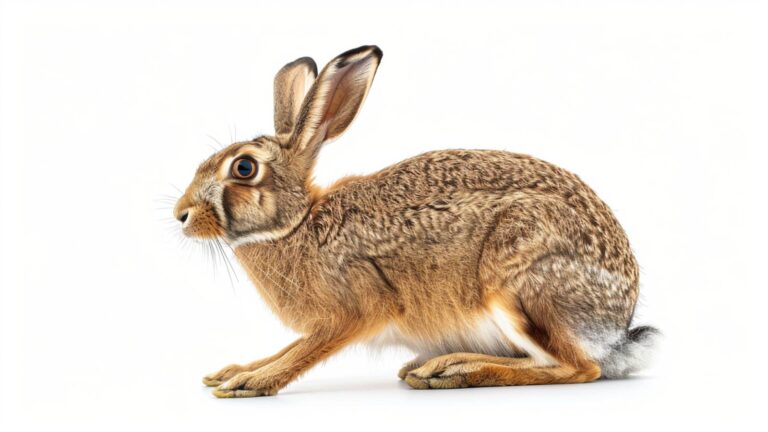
left=174, top=46, right=382, bottom=246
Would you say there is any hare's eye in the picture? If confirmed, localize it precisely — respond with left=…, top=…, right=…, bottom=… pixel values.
left=231, top=157, right=257, bottom=179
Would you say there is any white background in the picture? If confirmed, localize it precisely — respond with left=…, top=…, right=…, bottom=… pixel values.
left=1, top=0, right=765, bottom=430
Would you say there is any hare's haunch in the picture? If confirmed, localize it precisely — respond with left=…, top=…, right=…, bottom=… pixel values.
left=174, top=45, right=659, bottom=398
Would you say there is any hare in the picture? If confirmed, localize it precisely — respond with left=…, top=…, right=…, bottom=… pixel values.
left=174, top=45, right=659, bottom=398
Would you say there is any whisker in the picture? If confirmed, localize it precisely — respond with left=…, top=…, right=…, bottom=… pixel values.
left=217, top=239, right=239, bottom=282
left=208, top=134, right=226, bottom=150
left=241, top=245, right=331, bottom=317
left=206, top=241, right=218, bottom=279
left=240, top=247, right=296, bottom=307
left=213, top=238, right=237, bottom=293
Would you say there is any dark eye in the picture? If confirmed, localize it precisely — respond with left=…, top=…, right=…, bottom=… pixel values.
left=231, top=157, right=257, bottom=179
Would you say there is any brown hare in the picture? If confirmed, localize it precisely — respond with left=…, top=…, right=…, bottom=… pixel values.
left=174, top=45, right=659, bottom=397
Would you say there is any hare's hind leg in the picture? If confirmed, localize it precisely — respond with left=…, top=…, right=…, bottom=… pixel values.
left=405, top=353, right=600, bottom=389
left=406, top=253, right=628, bottom=389
left=403, top=302, right=602, bottom=389
left=398, top=356, right=429, bottom=380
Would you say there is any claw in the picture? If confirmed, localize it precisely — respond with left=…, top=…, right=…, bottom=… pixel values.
left=202, top=376, right=222, bottom=387
left=404, top=373, right=430, bottom=389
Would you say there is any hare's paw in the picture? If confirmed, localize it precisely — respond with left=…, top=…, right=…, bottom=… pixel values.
left=213, top=371, right=279, bottom=398
left=405, top=358, right=480, bottom=389
left=397, top=357, right=426, bottom=380
left=202, top=363, right=246, bottom=387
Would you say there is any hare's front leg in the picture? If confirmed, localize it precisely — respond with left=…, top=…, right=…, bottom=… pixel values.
left=213, top=331, right=355, bottom=398
left=202, top=339, right=302, bottom=386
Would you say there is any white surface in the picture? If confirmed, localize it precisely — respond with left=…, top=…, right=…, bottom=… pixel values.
left=0, top=0, right=764, bottom=430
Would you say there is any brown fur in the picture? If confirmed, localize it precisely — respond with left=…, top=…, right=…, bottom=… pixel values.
left=174, top=45, right=654, bottom=397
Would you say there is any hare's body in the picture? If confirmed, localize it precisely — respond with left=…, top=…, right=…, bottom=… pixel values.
left=176, top=46, right=658, bottom=397
left=234, top=149, right=647, bottom=382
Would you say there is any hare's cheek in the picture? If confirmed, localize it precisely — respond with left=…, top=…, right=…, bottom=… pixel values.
left=222, top=185, right=272, bottom=232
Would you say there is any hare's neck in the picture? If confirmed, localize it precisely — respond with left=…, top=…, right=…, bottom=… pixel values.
left=232, top=223, right=320, bottom=327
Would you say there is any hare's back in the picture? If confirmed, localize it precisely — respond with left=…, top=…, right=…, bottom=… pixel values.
left=312, top=149, right=634, bottom=279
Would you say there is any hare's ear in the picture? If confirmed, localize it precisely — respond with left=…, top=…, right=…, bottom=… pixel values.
left=289, top=45, right=382, bottom=157
left=274, top=57, right=318, bottom=140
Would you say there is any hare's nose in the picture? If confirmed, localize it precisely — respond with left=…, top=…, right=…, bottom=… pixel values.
left=177, top=210, right=189, bottom=223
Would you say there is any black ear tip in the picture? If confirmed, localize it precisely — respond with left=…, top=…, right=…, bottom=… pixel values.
left=301, top=57, right=318, bottom=76
left=284, top=57, right=318, bottom=76
left=337, top=45, right=383, bottom=61
left=370, top=45, right=383, bottom=60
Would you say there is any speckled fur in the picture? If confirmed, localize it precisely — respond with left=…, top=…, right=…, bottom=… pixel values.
left=175, top=45, right=658, bottom=397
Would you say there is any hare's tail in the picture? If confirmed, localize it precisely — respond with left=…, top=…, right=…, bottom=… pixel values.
left=598, top=326, right=661, bottom=379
